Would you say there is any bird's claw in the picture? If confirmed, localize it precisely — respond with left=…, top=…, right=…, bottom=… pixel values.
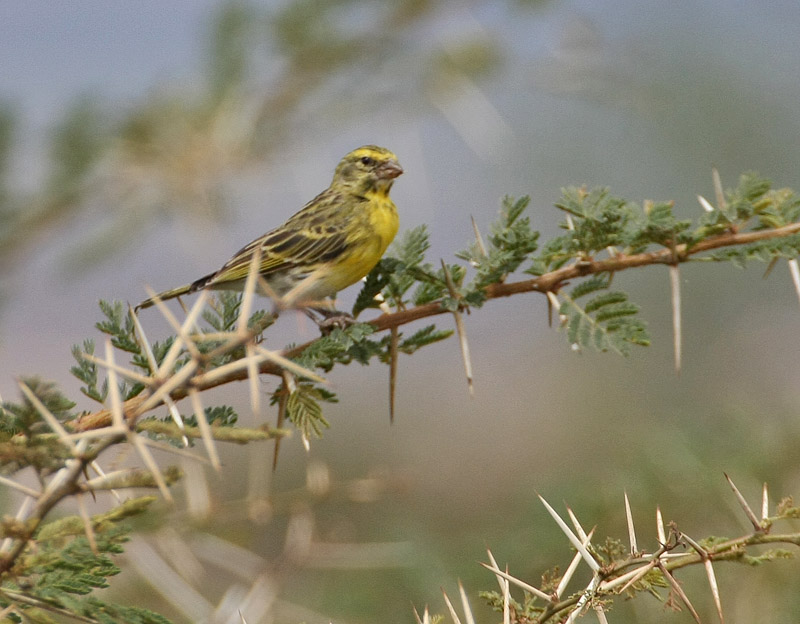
left=315, top=312, right=355, bottom=334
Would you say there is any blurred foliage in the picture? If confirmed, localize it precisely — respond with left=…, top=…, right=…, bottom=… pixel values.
left=0, top=0, right=503, bottom=277
left=0, top=497, right=172, bottom=624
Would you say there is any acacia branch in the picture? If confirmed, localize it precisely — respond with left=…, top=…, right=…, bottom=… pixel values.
left=71, top=219, right=800, bottom=432
left=514, top=524, right=800, bottom=623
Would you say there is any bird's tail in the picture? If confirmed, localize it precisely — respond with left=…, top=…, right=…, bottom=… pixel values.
left=136, top=272, right=217, bottom=312
left=135, top=283, right=196, bottom=312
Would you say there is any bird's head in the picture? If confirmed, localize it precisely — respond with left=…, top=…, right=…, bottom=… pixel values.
left=333, top=145, right=403, bottom=196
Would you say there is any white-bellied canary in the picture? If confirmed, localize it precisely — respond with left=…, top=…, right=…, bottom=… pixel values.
left=136, top=145, right=403, bottom=317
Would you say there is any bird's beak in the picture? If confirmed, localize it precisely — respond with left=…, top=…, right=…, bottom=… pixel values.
left=378, top=159, right=404, bottom=180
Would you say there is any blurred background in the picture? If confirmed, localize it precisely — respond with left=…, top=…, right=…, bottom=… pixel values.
left=2, top=1, right=800, bottom=622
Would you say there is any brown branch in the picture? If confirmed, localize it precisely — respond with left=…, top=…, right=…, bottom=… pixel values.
left=71, top=220, right=800, bottom=432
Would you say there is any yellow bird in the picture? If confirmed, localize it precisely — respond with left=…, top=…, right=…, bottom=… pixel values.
left=136, top=145, right=403, bottom=319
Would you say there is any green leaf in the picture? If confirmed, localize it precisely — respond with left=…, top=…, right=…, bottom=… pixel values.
left=396, top=325, right=453, bottom=356
left=569, top=275, right=611, bottom=300
left=7, top=498, right=175, bottom=624
left=461, top=195, right=540, bottom=294
left=583, top=291, right=627, bottom=313
left=201, top=291, right=243, bottom=331
left=0, top=377, right=76, bottom=436
left=353, top=257, right=404, bottom=316
left=70, top=339, right=105, bottom=403
left=96, top=300, right=139, bottom=354
left=560, top=283, right=649, bottom=356
left=286, top=384, right=332, bottom=439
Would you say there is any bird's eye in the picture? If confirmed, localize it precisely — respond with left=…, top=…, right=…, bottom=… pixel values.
left=360, top=156, right=375, bottom=166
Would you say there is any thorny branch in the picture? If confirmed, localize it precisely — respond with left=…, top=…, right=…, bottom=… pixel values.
left=470, top=483, right=800, bottom=624
left=71, top=218, right=800, bottom=432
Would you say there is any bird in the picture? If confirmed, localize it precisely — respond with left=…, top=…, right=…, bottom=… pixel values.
left=135, top=145, right=403, bottom=321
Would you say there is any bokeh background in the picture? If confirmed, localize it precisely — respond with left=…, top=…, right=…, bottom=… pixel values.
left=2, top=1, right=800, bottom=622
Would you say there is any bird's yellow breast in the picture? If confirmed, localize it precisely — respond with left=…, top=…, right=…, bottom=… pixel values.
left=322, top=194, right=398, bottom=293
left=367, top=194, right=400, bottom=251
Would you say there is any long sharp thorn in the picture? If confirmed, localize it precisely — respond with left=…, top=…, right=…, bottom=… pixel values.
left=762, top=482, right=769, bottom=521
left=79, top=350, right=152, bottom=386
left=137, top=360, right=198, bottom=414
left=129, top=303, right=159, bottom=372
left=238, top=245, right=262, bottom=334
left=697, top=194, right=715, bottom=213
left=566, top=505, right=589, bottom=540
left=502, top=566, right=510, bottom=624
left=273, top=371, right=290, bottom=471
left=389, top=326, right=398, bottom=423
left=656, top=506, right=666, bottom=545
left=131, top=431, right=173, bottom=502
left=712, top=167, right=726, bottom=212
left=18, top=380, right=74, bottom=449
left=189, top=388, right=220, bottom=471
left=557, top=528, right=596, bottom=598
left=251, top=345, right=326, bottom=384
left=787, top=259, right=800, bottom=308
left=471, top=215, right=488, bottom=258
left=147, top=287, right=209, bottom=370
left=256, top=273, right=286, bottom=321
left=374, top=295, right=398, bottom=422
left=618, top=560, right=658, bottom=593
left=657, top=561, right=702, bottom=624
left=485, top=550, right=512, bottom=619
left=703, top=558, right=724, bottom=624
left=458, top=581, right=476, bottom=624
left=246, top=344, right=260, bottom=418
left=106, top=340, right=173, bottom=501
left=141, top=286, right=190, bottom=372
left=479, top=562, right=551, bottom=602
left=0, top=475, right=40, bottom=498
left=681, top=532, right=706, bottom=555
left=76, top=493, right=98, bottom=554
left=441, top=588, right=462, bottom=624
left=484, top=549, right=517, bottom=619
left=485, top=549, right=502, bottom=585
left=724, top=473, right=761, bottom=531
left=88, top=460, right=122, bottom=503
left=600, top=548, right=666, bottom=592
left=104, top=340, right=126, bottom=429
left=145, top=289, right=208, bottom=352
left=454, top=311, right=474, bottom=396
left=670, top=264, right=682, bottom=375
left=762, top=256, right=779, bottom=279
left=546, top=291, right=562, bottom=328
left=538, top=495, right=600, bottom=572
left=441, top=259, right=473, bottom=396
left=624, top=491, right=637, bottom=554
left=593, top=605, right=610, bottom=624
left=131, top=306, right=188, bottom=445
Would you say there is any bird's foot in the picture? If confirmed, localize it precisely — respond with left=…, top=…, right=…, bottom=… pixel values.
left=308, top=309, right=355, bottom=334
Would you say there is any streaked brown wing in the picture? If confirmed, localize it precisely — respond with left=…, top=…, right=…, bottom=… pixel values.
left=204, top=188, right=358, bottom=287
